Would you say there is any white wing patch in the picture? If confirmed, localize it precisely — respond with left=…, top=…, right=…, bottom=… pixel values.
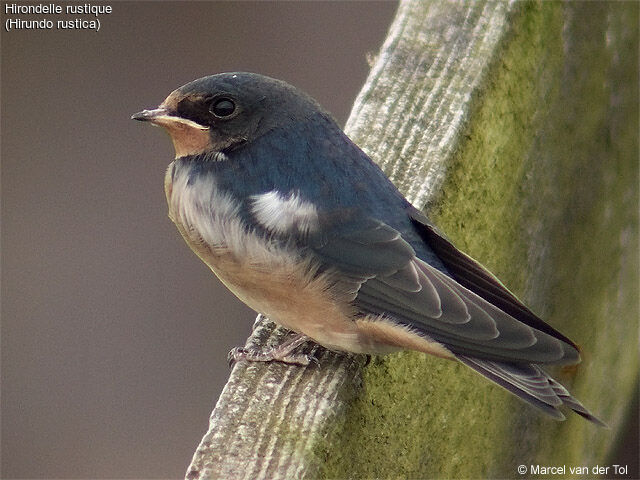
left=251, top=190, right=319, bottom=236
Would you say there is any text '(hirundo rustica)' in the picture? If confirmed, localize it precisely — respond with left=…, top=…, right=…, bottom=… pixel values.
left=4, top=3, right=112, bottom=32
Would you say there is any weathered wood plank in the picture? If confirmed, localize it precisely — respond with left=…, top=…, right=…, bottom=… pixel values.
left=186, top=0, right=638, bottom=478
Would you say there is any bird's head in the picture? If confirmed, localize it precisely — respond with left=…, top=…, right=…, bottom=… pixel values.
left=132, top=72, right=327, bottom=159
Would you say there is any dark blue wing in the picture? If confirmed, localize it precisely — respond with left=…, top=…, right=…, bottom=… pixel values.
left=236, top=119, right=580, bottom=365
left=296, top=206, right=580, bottom=365
left=406, top=207, right=579, bottom=350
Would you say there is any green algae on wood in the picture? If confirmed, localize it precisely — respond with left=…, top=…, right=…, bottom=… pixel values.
left=187, top=1, right=638, bottom=477
left=317, top=2, right=638, bottom=478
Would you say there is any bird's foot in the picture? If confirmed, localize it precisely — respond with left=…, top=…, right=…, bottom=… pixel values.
left=228, top=333, right=318, bottom=367
left=227, top=347, right=316, bottom=367
left=251, top=313, right=267, bottom=331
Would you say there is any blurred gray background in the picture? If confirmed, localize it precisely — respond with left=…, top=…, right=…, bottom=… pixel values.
left=2, top=1, right=637, bottom=479
left=1, top=2, right=397, bottom=477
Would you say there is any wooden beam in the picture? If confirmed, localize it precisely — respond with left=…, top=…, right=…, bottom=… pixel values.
left=186, top=1, right=638, bottom=478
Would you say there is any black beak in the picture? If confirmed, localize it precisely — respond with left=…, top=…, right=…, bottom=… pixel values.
left=131, top=108, right=168, bottom=122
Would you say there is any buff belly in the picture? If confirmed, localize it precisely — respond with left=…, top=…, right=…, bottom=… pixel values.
left=164, top=161, right=454, bottom=359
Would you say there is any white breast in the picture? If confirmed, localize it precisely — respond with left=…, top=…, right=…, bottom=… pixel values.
left=163, top=161, right=362, bottom=349
left=165, top=161, right=300, bottom=269
left=163, top=161, right=451, bottom=356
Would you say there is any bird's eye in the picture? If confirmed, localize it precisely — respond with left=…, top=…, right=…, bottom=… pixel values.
left=210, top=98, right=236, bottom=118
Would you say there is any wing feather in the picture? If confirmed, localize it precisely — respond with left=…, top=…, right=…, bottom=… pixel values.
left=408, top=207, right=579, bottom=350
left=359, top=260, right=572, bottom=363
left=256, top=198, right=580, bottom=365
left=457, top=355, right=606, bottom=426
left=300, top=210, right=579, bottom=365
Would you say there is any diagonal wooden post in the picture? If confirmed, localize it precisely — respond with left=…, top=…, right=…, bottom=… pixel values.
left=186, top=1, right=638, bottom=478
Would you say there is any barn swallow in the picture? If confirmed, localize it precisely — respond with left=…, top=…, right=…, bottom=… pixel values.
left=132, top=72, right=605, bottom=425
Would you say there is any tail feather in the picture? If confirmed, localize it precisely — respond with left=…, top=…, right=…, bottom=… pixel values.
left=456, top=355, right=607, bottom=427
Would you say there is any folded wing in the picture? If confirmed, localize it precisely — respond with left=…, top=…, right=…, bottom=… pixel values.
left=305, top=209, right=580, bottom=365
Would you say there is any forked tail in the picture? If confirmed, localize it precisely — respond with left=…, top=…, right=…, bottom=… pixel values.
left=456, top=355, right=607, bottom=427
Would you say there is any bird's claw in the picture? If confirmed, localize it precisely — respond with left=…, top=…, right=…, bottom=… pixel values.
left=228, top=346, right=317, bottom=368
left=251, top=313, right=267, bottom=332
